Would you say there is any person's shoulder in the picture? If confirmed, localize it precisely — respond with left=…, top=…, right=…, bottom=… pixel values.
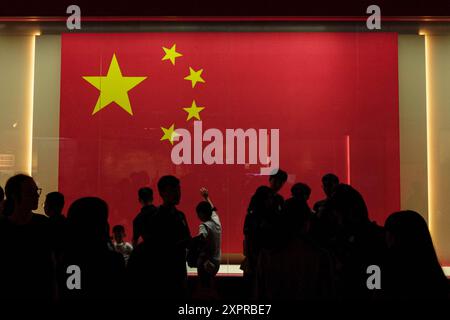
left=209, top=211, right=221, bottom=226
left=155, top=204, right=168, bottom=214
left=133, top=210, right=143, bottom=222
left=313, top=199, right=326, bottom=206
left=174, top=206, right=185, bottom=214
left=142, top=204, right=157, bottom=213
left=202, top=220, right=213, bottom=230
left=32, top=213, right=49, bottom=224
left=50, top=214, right=67, bottom=225
left=174, top=207, right=187, bottom=219
left=312, top=199, right=327, bottom=212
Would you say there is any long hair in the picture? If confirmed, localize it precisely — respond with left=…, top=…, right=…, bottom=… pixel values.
left=384, top=210, right=448, bottom=298
left=247, top=186, right=274, bottom=215
left=329, top=184, right=369, bottom=229
left=385, top=210, right=444, bottom=272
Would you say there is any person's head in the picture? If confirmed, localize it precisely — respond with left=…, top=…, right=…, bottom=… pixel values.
left=322, top=173, right=339, bottom=198
left=44, top=192, right=65, bottom=217
left=248, top=185, right=276, bottom=214
left=112, top=224, right=126, bottom=243
left=385, top=211, right=438, bottom=257
left=3, top=174, right=40, bottom=216
left=291, top=183, right=311, bottom=201
left=329, top=184, right=369, bottom=230
left=384, top=210, right=448, bottom=293
left=67, top=197, right=109, bottom=244
left=269, top=169, right=288, bottom=193
left=138, top=187, right=153, bottom=206
left=196, top=201, right=213, bottom=222
left=157, top=175, right=181, bottom=206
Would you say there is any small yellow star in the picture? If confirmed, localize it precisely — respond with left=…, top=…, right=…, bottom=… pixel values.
left=183, top=100, right=205, bottom=121
left=160, top=124, right=179, bottom=145
left=162, top=44, right=183, bottom=66
left=184, top=67, right=205, bottom=88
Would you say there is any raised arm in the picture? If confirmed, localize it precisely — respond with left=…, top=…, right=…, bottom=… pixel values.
left=200, top=187, right=220, bottom=224
left=200, top=187, right=214, bottom=209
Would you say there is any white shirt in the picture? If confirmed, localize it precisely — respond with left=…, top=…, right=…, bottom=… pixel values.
left=113, top=241, right=133, bottom=264
left=198, top=211, right=222, bottom=265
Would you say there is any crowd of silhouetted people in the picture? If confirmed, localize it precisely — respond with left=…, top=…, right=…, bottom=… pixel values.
left=0, top=170, right=448, bottom=301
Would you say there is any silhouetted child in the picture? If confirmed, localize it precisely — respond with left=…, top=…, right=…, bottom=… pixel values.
left=195, top=187, right=222, bottom=291
left=112, top=224, right=133, bottom=265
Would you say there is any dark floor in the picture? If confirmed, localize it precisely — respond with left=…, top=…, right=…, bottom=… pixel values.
left=188, top=275, right=246, bottom=301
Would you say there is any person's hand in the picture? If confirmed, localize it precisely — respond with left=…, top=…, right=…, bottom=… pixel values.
left=200, top=187, right=209, bottom=200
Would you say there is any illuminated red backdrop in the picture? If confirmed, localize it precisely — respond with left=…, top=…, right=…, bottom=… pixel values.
left=59, top=32, right=400, bottom=254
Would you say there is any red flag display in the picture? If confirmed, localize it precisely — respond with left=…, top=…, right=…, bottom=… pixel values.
left=60, top=32, right=400, bottom=254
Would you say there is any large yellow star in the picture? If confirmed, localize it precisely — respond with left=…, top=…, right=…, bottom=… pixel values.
left=183, top=100, right=205, bottom=121
left=83, top=54, right=147, bottom=115
left=184, top=67, right=205, bottom=88
left=160, top=124, right=179, bottom=145
left=162, top=44, right=183, bottom=65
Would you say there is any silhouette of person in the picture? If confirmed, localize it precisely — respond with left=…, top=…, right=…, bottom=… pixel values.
left=268, top=169, right=288, bottom=214
left=327, top=184, right=386, bottom=300
left=60, top=197, right=125, bottom=300
left=127, top=175, right=191, bottom=300
left=242, top=186, right=279, bottom=299
left=256, top=196, right=335, bottom=300
left=313, top=173, right=339, bottom=215
left=132, top=187, right=156, bottom=247
left=193, top=187, right=222, bottom=296
left=381, top=210, right=449, bottom=300
left=0, top=174, right=54, bottom=300
left=0, top=186, right=4, bottom=215
left=112, top=224, right=133, bottom=265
